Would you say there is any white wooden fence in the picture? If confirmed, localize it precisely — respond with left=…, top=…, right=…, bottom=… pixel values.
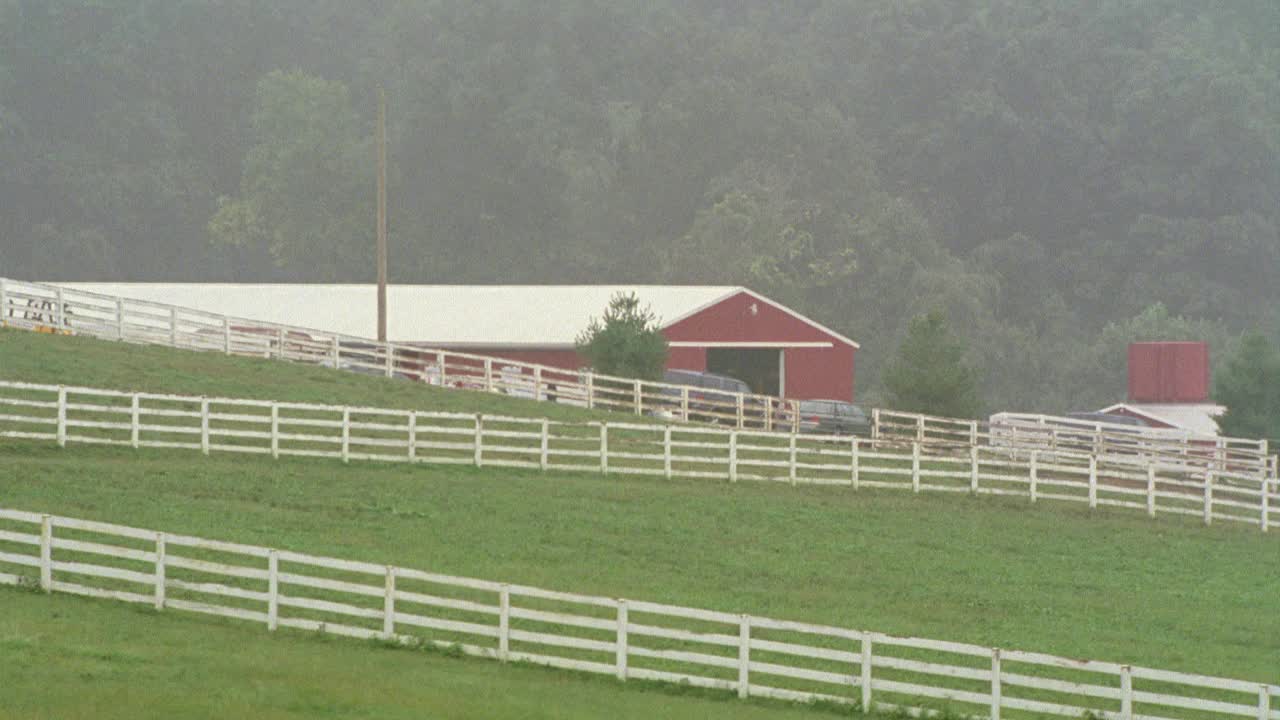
left=2, top=380, right=1276, bottom=533
left=0, top=507, right=1273, bottom=720
left=874, top=410, right=1278, bottom=482
left=0, top=277, right=800, bottom=431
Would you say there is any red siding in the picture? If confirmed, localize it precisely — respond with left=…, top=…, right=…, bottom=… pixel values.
left=666, top=346, right=707, bottom=371
left=665, top=291, right=856, bottom=402
left=1128, top=342, right=1209, bottom=403
left=783, top=345, right=855, bottom=401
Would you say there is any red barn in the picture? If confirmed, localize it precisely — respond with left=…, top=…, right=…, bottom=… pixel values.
left=57, top=284, right=860, bottom=401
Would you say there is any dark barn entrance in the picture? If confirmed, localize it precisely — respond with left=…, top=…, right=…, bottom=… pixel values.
left=706, top=348, right=782, bottom=396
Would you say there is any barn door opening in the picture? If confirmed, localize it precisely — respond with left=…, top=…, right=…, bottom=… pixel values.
left=706, top=348, right=781, bottom=396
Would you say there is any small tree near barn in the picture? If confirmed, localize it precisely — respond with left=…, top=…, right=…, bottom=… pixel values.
left=576, top=292, right=669, bottom=380
left=884, top=310, right=981, bottom=418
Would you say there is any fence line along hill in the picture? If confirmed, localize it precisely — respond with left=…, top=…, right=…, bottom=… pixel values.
left=2, top=380, right=1275, bottom=533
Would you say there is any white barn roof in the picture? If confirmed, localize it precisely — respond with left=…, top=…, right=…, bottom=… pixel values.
left=1098, top=403, right=1225, bottom=437
left=53, top=283, right=784, bottom=347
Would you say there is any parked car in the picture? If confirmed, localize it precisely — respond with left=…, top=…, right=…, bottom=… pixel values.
left=652, top=369, right=759, bottom=424
left=797, top=399, right=872, bottom=437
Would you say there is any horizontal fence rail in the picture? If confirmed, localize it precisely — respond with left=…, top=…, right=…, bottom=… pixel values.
left=1, top=380, right=1275, bottom=533
left=0, top=277, right=800, bottom=432
left=0, top=507, right=1274, bottom=720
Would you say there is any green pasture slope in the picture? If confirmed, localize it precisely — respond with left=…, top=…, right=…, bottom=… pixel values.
left=0, top=327, right=652, bottom=424
left=1, top=328, right=1278, bottom=717
left=0, top=589, right=839, bottom=720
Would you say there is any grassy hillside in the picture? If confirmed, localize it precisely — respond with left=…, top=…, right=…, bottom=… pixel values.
left=2, top=443, right=1275, bottom=683
left=0, top=327, right=647, bottom=423
left=0, top=589, right=838, bottom=720
left=1, top=326, right=1276, bottom=717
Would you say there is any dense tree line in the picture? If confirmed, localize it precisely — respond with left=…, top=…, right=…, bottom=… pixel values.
left=2, top=1, right=1277, bottom=415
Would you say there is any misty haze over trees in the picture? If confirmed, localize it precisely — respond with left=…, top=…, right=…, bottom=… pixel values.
left=1, top=1, right=1277, bottom=413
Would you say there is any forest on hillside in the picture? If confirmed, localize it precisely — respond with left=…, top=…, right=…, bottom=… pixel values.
left=1, top=1, right=1278, bottom=412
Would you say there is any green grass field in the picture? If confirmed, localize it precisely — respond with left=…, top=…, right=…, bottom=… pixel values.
left=1, top=327, right=1277, bottom=717
left=0, top=588, right=843, bottom=720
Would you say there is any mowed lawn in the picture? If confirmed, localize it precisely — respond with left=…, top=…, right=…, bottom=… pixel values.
left=0, top=588, right=842, bottom=720
left=1, top=443, right=1276, bottom=685
left=0, top=327, right=650, bottom=424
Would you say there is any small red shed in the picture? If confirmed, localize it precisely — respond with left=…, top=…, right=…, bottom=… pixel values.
left=1128, top=342, right=1210, bottom=403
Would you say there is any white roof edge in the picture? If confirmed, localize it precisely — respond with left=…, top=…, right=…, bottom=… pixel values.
left=742, top=288, right=861, bottom=349
left=659, top=287, right=860, bottom=349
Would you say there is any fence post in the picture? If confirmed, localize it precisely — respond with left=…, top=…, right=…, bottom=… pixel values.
left=860, top=632, right=873, bottom=712
left=270, top=403, right=279, bottom=459
left=916, top=415, right=925, bottom=444
left=664, top=427, right=673, bottom=479
left=200, top=398, right=210, bottom=455
left=169, top=307, right=178, bottom=347
left=586, top=373, right=595, bottom=410
left=912, top=442, right=921, bottom=493
left=275, top=327, right=284, bottom=360
left=0, top=277, right=6, bottom=322
left=634, top=379, right=642, bottom=416
left=154, top=533, right=166, bottom=610
left=1259, top=685, right=1271, bottom=720
left=729, top=431, right=738, bottom=483
left=1088, top=456, right=1098, bottom=509
left=1203, top=472, right=1213, bottom=526
left=330, top=335, right=339, bottom=367
left=738, top=615, right=750, bottom=699
left=1147, top=466, right=1157, bottom=518
left=535, top=367, right=544, bottom=401
left=56, top=386, right=67, bottom=448
left=791, top=400, right=799, bottom=434
left=1121, top=665, right=1133, bottom=720
left=267, top=550, right=279, bottom=631
left=788, top=433, right=798, bottom=485
left=600, top=423, right=609, bottom=474
left=969, top=420, right=978, bottom=446
left=680, top=387, right=689, bottom=421
left=116, top=298, right=125, bottom=340
left=383, top=566, right=396, bottom=639
left=871, top=408, right=880, bottom=441
left=54, top=286, right=64, bottom=328
left=474, top=414, right=484, bottom=468
left=540, top=420, right=550, bottom=471
left=437, top=352, right=447, bottom=387
left=484, top=359, right=494, bottom=392
left=615, top=599, right=629, bottom=681
left=1262, top=479, right=1270, bottom=533
left=131, top=394, right=141, bottom=448
left=385, top=344, right=394, bottom=378
left=970, top=445, right=980, bottom=493
left=408, top=411, right=417, bottom=462
left=765, top=400, right=773, bottom=432
left=40, top=515, right=52, bottom=593
left=341, top=408, right=351, bottom=463
left=736, top=393, right=745, bottom=428
left=851, top=438, right=860, bottom=490
left=991, top=648, right=1002, bottom=720
left=499, top=585, right=511, bottom=662
left=1029, top=451, right=1038, bottom=503
left=223, top=316, right=232, bottom=354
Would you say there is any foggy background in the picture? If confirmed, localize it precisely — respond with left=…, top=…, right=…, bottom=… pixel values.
left=1, top=1, right=1277, bottom=411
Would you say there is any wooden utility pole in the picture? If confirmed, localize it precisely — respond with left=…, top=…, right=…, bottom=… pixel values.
left=376, top=86, right=388, bottom=342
